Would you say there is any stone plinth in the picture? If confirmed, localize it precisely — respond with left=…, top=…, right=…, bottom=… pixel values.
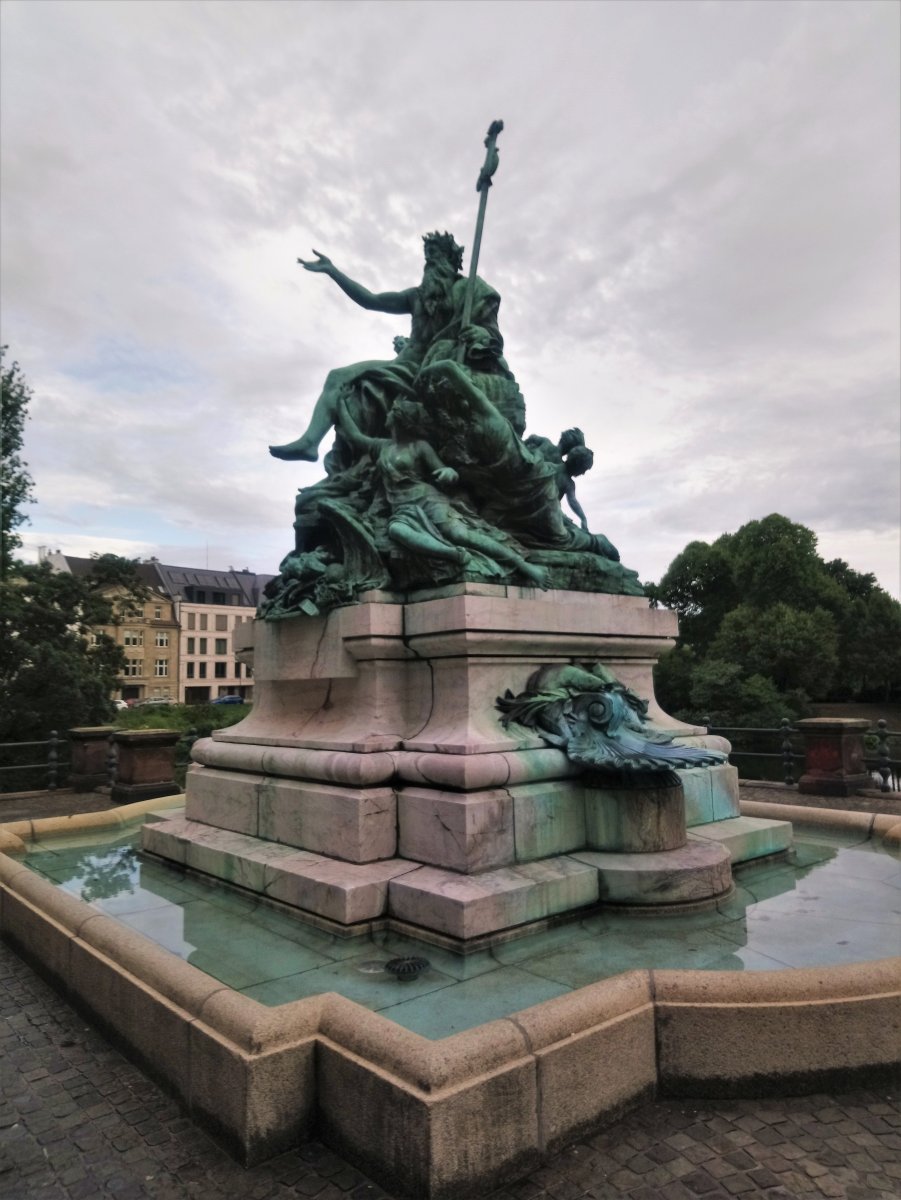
left=572, top=840, right=732, bottom=906
left=140, top=587, right=770, bottom=941
left=796, top=718, right=871, bottom=797
left=68, top=725, right=114, bottom=792
left=113, top=728, right=181, bottom=804
left=585, top=781, right=686, bottom=852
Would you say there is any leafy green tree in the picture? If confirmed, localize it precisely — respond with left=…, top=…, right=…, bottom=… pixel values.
left=651, top=513, right=900, bottom=724
left=710, top=602, right=839, bottom=698
left=721, top=514, right=846, bottom=613
left=652, top=646, right=697, bottom=716
left=653, top=540, right=737, bottom=651
left=1, top=348, right=35, bottom=580
left=837, top=589, right=901, bottom=701
left=0, top=555, right=147, bottom=742
left=823, top=558, right=878, bottom=601
left=687, top=658, right=799, bottom=727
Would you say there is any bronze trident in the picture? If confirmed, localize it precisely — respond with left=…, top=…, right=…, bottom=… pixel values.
left=460, top=119, right=504, bottom=331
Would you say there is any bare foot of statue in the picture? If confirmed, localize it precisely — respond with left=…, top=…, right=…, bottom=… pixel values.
left=269, top=438, right=319, bottom=462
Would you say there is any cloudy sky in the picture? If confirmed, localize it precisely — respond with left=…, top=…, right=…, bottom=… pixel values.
left=2, top=0, right=899, bottom=595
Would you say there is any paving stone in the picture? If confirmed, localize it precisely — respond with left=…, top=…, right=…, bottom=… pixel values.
left=3, top=938, right=900, bottom=1200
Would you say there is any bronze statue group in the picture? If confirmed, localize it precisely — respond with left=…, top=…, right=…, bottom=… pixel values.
left=262, top=231, right=643, bottom=619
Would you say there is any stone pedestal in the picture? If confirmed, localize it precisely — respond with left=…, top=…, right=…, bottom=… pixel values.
left=585, top=781, right=686, bottom=852
left=143, top=587, right=782, bottom=940
left=68, top=725, right=114, bottom=792
left=112, top=729, right=181, bottom=804
left=796, top=718, right=871, bottom=797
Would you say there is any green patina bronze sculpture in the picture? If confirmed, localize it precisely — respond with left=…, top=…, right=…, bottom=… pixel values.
left=497, top=663, right=726, bottom=785
left=262, top=121, right=643, bottom=618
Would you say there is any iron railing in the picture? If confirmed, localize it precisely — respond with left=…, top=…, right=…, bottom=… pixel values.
left=704, top=717, right=900, bottom=791
left=0, top=731, right=70, bottom=793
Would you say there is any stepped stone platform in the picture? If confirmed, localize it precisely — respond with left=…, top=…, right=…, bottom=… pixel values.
left=142, top=586, right=793, bottom=942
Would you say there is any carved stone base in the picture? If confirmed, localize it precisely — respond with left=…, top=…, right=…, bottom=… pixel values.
left=142, top=587, right=784, bottom=941
left=572, top=839, right=732, bottom=906
left=585, top=781, right=685, bottom=852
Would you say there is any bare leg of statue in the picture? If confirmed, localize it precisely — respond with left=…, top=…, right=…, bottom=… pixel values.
left=443, top=521, right=549, bottom=588
left=269, top=361, right=388, bottom=462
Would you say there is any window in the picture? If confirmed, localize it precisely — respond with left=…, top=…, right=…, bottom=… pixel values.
left=123, top=659, right=142, bottom=677
left=245, top=665, right=253, bottom=678
left=187, top=637, right=195, bottom=654
left=199, top=614, right=208, bottom=630
left=154, top=605, right=162, bottom=619
left=215, top=639, right=227, bottom=655
left=123, top=630, right=143, bottom=646
left=199, top=638, right=208, bottom=654
left=187, top=613, right=196, bottom=631
left=215, top=614, right=228, bottom=631
left=198, top=662, right=207, bottom=679
left=187, top=662, right=195, bottom=679
left=195, top=590, right=206, bottom=603
left=154, top=659, right=169, bottom=677
left=155, top=631, right=169, bottom=647
left=212, top=591, right=226, bottom=605
left=214, top=663, right=227, bottom=679
left=234, top=662, right=242, bottom=678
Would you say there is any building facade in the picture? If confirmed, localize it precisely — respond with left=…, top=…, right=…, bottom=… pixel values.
left=44, top=553, right=273, bottom=705
left=150, top=565, right=270, bottom=704
left=41, top=554, right=180, bottom=704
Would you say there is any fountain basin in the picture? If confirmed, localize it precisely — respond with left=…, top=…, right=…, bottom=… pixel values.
left=1, top=795, right=899, bottom=1199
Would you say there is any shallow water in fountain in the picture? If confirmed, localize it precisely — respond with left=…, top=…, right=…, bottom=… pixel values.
left=21, top=827, right=901, bottom=1040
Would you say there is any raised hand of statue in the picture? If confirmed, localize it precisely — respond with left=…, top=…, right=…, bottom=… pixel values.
left=297, top=250, right=334, bottom=273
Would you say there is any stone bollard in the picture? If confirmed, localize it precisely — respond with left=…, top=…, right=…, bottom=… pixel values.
left=795, top=717, right=871, bottom=797
left=68, top=726, right=116, bottom=792
left=110, top=729, right=182, bottom=805
left=585, top=781, right=686, bottom=851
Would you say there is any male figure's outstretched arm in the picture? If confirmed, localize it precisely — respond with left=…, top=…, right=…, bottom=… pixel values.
left=299, top=251, right=415, bottom=315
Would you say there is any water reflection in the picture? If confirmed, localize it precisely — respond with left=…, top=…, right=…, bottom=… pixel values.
left=22, top=828, right=899, bottom=1039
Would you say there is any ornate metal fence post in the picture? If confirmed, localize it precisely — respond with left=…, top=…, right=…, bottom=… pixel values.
left=876, top=719, right=892, bottom=793
left=781, top=718, right=795, bottom=786
left=47, top=730, right=59, bottom=792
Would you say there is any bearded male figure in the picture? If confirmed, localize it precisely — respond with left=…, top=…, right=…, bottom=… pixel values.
left=270, top=231, right=510, bottom=463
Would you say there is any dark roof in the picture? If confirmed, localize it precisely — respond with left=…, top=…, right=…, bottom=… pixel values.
left=53, top=555, right=273, bottom=607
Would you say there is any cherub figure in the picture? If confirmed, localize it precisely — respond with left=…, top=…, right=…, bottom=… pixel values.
left=525, top=429, right=595, bottom=531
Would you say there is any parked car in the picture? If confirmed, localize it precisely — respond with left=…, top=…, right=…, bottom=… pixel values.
left=112, top=699, right=128, bottom=710
left=134, top=697, right=175, bottom=707
left=212, top=695, right=247, bottom=705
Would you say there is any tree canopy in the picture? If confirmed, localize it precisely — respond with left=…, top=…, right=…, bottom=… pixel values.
left=0, top=353, right=150, bottom=741
left=1, top=347, right=35, bottom=580
left=0, top=555, right=149, bottom=742
left=651, top=514, right=901, bottom=725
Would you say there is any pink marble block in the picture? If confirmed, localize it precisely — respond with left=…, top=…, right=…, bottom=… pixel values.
left=397, top=787, right=515, bottom=873
left=257, top=777, right=397, bottom=863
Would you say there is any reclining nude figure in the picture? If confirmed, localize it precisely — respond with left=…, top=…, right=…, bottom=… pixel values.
left=270, top=232, right=506, bottom=462
left=335, top=395, right=548, bottom=588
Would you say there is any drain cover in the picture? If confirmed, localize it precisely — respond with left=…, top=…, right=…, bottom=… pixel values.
left=384, top=956, right=430, bottom=982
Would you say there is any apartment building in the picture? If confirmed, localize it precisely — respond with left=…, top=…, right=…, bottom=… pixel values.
left=42, top=553, right=180, bottom=703
left=150, top=564, right=271, bottom=704
left=44, top=553, right=273, bottom=705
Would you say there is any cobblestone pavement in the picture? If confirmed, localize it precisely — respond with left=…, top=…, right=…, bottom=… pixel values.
left=1, top=940, right=899, bottom=1200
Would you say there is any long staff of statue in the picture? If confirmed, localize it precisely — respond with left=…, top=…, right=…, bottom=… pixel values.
left=460, top=119, right=504, bottom=334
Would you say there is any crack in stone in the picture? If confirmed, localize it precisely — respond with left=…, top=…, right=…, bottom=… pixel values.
left=400, top=602, right=435, bottom=742
left=310, top=618, right=331, bottom=677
